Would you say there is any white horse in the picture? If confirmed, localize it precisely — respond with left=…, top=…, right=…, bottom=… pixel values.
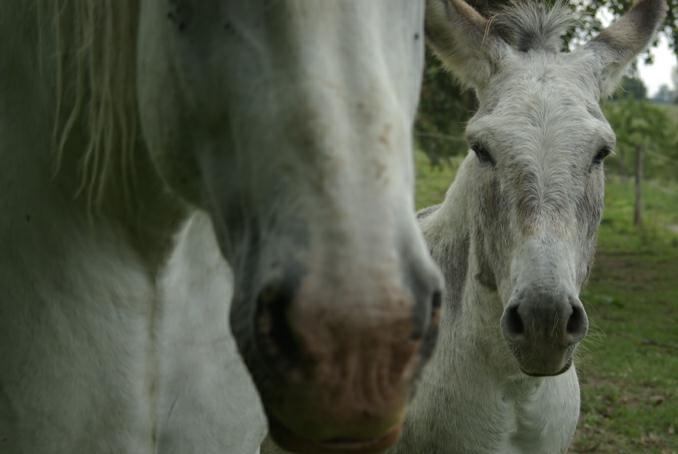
left=387, top=1, right=667, bottom=453
left=0, top=1, right=442, bottom=453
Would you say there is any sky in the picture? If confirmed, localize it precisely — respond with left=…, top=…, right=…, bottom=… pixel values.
left=637, top=35, right=677, bottom=97
left=597, top=7, right=676, bottom=97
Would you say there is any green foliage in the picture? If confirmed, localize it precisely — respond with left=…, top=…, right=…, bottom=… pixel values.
left=603, top=99, right=678, bottom=180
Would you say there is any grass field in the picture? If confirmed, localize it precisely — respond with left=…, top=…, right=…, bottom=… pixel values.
left=414, top=153, right=678, bottom=453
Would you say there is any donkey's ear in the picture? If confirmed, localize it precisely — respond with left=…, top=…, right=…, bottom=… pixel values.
left=425, top=0, right=507, bottom=90
left=587, top=0, right=667, bottom=96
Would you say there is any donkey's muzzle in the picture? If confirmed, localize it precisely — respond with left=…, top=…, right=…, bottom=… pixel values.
left=500, top=287, right=588, bottom=376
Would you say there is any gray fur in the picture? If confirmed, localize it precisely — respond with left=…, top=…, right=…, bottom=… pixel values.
left=416, top=204, right=442, bottom=220
left=491, top=1, right=573, bottom=53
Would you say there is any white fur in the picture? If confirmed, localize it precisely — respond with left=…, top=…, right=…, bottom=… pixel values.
left=1, top=0, right=431, bottom=452
left=0, top=3, right=263, bottom=453
left=0, top=134, right=266, bottom=452
left=154, top=213, right=267, bottom=453
left=136, top=0, right=442, bottom=448
left=0, top=149, right=266, bottom=452
left=389, top=167, right=580, bottom=453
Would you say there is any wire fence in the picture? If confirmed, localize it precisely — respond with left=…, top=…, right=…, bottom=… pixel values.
left=415, top=131, right=468, bottom=145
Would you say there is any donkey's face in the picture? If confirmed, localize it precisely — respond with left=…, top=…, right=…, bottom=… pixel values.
left=426, top=0, right=666, bottom=376
left=465, top=56, right=613, bottom=375
left=137, top=1, right=442, bottom=451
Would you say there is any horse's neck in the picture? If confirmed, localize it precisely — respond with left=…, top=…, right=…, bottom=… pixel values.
left=0, top=3, right=186, bottom=271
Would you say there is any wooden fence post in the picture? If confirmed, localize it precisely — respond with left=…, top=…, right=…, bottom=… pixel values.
left=634, top=144, right=644, bottom=227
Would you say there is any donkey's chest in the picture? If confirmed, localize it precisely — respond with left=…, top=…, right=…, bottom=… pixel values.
left=499, top=381, right=579, bottom=454
left=398, top=367, right=580, bottom=454
left=472, top=372, right=581, bottom=454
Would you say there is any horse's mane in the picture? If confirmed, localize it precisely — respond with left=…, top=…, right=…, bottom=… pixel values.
left=490, top=1, right=574, bottom=53
left=45, top=0, right=139, bottom=207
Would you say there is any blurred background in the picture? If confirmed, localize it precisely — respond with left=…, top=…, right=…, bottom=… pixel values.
left=413, top=1, right=677, bottom=452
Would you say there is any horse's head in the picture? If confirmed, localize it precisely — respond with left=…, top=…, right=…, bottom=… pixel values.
left=426, top=0, right=666, bottom=376
left=137, top=1, right=442, bottom=451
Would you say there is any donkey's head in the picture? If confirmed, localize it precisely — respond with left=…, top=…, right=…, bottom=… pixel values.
left=137, top=1, right=442, bottom=451
left=427, top=0, right=666, bottom=376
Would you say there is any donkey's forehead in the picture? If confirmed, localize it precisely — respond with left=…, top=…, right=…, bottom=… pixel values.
left=467, top=112, right=614, bottom=156
left=469, top=51, right=612, bottom=142
left=467, top=106, right=615, bottom=154
left=468, top=71, right=615, bottom=154
left=484, top=51, right=601, bottom=110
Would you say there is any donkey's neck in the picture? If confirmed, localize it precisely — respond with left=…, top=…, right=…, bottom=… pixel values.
left=421, top=158, right=532, bottom=381
left=419, top=162, right=471, bottom=324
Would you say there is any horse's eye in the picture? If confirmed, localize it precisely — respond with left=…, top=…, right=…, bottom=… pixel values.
left=592, top=146, right=612, bottom=166
left=472, top=143, right=495, bottom=166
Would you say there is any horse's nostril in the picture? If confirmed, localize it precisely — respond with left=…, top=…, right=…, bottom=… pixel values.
left=255, top=282, right=300, bottom=364
left=431, top=290, right=442, bottom=311
left=503, top=304, right=525, bottom=337
left=411, top=289, right=443, bottom=341
left=566, top=304, right=588, bottom=342
left=411, top=289, right=440, bottom=341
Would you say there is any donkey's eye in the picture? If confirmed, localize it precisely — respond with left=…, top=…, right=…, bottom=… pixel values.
left=472, top=143, right=495, bottom=166
left=592, top=146, right=612, bottom=166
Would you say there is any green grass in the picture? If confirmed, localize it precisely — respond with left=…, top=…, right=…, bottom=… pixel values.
left=414, top=151, right=462, bottom=209
left=415, top=153, right=678, bottom=453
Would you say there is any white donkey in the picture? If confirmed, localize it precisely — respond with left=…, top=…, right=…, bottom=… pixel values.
left=0, top=1, right=443, bottom=453
left=388, top=1, right=667, bottom=453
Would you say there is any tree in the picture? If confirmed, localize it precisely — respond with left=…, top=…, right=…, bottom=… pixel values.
left=603, top=99, right=677, bottom=226
left=603, top=98, right=677, bottom=181
left=653, top=84, right=675, bottom=103
left=613, top=77, right=648, bottom=100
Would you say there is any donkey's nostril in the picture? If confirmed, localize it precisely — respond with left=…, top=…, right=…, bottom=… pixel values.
left=566, top=304, right=588, bottom=343
left=255, top=282, right=300, bottom=364
left=503, top=304, right=525, bottom=338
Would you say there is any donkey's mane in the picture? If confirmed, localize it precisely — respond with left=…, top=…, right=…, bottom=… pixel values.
left=44, top=0, right=139, bottom=207
left=490, top=1, right=574, bottom=53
